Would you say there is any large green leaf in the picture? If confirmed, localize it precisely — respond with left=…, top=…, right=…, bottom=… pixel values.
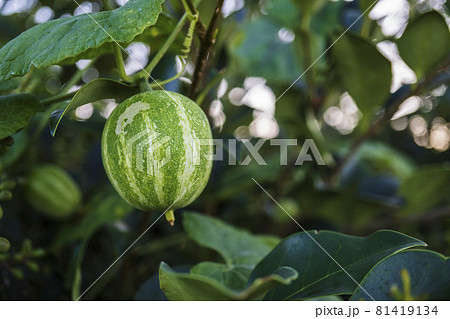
left=399, top=165, right=450, bottom=215
left=0, top=93, right=43, bottom=139
left=332, top=33, right=391, bottom=117
left=0, top=0, right=164, bottom=81
left=183, top=212, right=279, bottom=266
left=351, top=250, right=450, bottom=300
left=397, top=12, right=450, bottom=79
left=49, top=78, right=140, bottom=136
left=250, top=230, right=425, bottom=300
left=159, top=262, right=298, bottom=301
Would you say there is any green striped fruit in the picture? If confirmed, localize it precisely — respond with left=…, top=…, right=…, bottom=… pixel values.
left=25, top=164, right=82, bottom=218
left=101, top=91, right=213, bottom=224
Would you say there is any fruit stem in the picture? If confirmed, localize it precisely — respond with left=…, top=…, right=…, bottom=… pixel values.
left=138, top=76, right=153, bottom=92
left=114, top=43, right=133, bottom=83
left=165, top=210, right=175, bottom=226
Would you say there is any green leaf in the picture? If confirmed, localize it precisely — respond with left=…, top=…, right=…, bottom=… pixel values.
left=0, top=93, right=43, bottom=140
left=230, top=18, right=303, bottom=84
left=158, top=213, right=288, bottom=300
left=0, top=78, right=20, bottom=93
left=356, top=142, right=416, bottom=179
left=52, top=186, right=133, bottom=250
left=49, top=78, right=140, bottom=136
left=397, top=12, right=450, bottom=79
left=399, top=165, right=450, bottom=215
left=351, top=250, right=450, bottom=300
left=0, top=0, right=164, bottom=81
left=183, top=212, right=279, bottom=266
left=250, top=230, right=425, bottom=300
left=332, top=33, right=391, bottom=117
left=190, top=262, right=253, bottom=291
left=159, top=262, right=298, bottom=301
left=61, top=12, right=184, bottom=65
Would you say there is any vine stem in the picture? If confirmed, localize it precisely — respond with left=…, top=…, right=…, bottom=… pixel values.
left=114, top=43, right=133, bottom=83
left=137, top=0, right=202, bottom=79
left=188, top=0, right=225, bottom=100
left=328, top=57, right=450, bottom=184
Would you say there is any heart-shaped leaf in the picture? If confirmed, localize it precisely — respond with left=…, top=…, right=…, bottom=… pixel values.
left=0, top=0, right=164, bottom=80
left=159, top=262, right=298, bottom=301
left=250, top=230, right=425, bottom=300
left=183, top=212, right=279, bottom=266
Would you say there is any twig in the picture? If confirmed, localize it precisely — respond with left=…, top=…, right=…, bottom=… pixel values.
left=328, top=57, right=450, bottom=183
left=188, top=0, right=225, bottom=100
left=114, top=43, right=133, bottom=83
left=183, top=0, right=207, bottom=37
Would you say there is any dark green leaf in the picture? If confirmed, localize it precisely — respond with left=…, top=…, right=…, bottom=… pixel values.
left=190, top=262, right=253, bottom=291
left=0, top=93, right=43, bottom=140
left=397, top=12, right=450, bottom=79
left=250, top=230, right=425, bottom=300
left=0, top=78, right=20, bottom=93
left=356, top=142, right=416, bottom=179
left=183, top=212, right=279, bottom=266
left=49, top=78, right=140, bottom=136
left=159, top=262, right=297, bottom=301
left=399, top=165, right=450, bottom=215
left=351, top=250, right=450, bottom=300
left=332, top=33, right=391, bottom=117
left=0, top=0, right=164, bottom=80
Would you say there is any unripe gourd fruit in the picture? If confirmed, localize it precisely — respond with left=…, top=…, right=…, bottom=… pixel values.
left=25, top=164, right=82, bottom=218
left=101, top=91, right=213, bottom=225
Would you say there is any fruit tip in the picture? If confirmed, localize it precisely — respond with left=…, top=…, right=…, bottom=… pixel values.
left=165, top=210, right=175, bottom=226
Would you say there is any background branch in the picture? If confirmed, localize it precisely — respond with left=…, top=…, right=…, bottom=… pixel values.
left=188, top=0, right=225, bottom=101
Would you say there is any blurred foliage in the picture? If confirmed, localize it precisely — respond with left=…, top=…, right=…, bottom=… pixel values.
left=0, top=0, right=450, bottom=300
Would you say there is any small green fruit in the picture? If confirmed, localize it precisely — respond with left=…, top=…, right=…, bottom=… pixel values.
left=101, top=91, right=213, bottom=223
left=25, top=164, right=82, bottom=218
left=0, top=237, right=10, bottom=253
